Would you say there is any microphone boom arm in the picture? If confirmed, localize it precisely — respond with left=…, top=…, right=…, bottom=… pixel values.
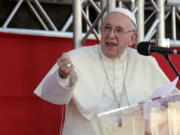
left=163, top=54, right=180, bottom=80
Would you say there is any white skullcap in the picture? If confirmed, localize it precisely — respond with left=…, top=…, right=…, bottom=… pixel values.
left=109, top=7, right=136, bottom=27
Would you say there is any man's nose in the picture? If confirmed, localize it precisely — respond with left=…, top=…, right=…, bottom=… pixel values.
left=107, top=29, right=116, bottom=38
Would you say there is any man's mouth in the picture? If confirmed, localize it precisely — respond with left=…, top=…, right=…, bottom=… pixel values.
left=105, top=41, right=117, bottom=47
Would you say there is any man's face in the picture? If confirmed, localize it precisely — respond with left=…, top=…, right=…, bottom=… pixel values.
left=100, top=12, right=137, bottom=59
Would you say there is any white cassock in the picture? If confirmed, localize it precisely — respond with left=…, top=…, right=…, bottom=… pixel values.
left=34, top=45, right=170, bottom=135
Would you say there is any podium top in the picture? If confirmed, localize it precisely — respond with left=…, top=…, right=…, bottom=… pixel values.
left=98, top=92, right=180, bottom=117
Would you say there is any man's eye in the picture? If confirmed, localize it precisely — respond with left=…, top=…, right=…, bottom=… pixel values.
left=104, top=26, right=111, bottom=30
left=116, top=29, right=123, bottom=33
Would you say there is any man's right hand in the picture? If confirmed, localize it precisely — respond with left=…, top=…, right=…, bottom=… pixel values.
left=57, top=53, right=74, bottom=79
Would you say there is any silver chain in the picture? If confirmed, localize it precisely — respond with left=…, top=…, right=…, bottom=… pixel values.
left=99, top=49, right=130, bottom=108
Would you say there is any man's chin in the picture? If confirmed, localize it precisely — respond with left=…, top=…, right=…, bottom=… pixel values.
left=105, top=52, right=118, bottom=59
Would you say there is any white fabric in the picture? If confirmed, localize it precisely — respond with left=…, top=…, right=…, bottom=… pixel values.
left=57, top=74, right=70, bottom=88
left=109, top=7, right=136, bottom=26
left=97, top=47, right=130, bottom=114
left=97, top=48, right=131, bottom=134
left=34, top=45, right=170, bottom=135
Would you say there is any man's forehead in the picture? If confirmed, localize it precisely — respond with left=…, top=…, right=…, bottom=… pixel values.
left=103, top=13, right=133, bottom=28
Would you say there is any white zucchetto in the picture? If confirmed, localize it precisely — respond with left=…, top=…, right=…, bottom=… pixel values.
left=109, top=7, right=136, bottom=27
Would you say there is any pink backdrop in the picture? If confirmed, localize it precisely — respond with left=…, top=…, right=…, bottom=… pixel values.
left=0, top=32, right=179, bottom=135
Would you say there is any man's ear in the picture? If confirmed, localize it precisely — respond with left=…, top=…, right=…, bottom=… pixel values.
left=129, top=32, right=138, bottom=46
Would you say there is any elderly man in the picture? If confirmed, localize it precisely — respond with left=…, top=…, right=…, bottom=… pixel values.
left=34, top=7, right=170, bottom=135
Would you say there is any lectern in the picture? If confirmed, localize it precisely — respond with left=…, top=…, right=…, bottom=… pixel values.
left=98, top=92, right=180, bottom=135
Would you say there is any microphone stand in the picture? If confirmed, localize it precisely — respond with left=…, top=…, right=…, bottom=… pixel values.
left=163, top=54, right=180, bottom=81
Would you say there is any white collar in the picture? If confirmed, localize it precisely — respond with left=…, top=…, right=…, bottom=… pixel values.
left=99, top=46, right=129, bottom=63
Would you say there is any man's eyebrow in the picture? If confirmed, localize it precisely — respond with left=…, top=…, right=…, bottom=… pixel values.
left=115, top=26, right=123, bottom=29
left=103, top=23, right=111, bottom=26
left=103, top=23, right=125, bottom=30
left=114, top=26, right=125, bottom=30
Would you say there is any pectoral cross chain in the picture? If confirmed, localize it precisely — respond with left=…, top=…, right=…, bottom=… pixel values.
left=117, top=117, right=122, bottom=127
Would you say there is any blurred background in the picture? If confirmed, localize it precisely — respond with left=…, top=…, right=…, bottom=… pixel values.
left=0, top=0, right=180, bottom=135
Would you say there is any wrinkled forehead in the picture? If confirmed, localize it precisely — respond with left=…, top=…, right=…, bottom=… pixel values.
left=102, top=12, right=135, bottom=29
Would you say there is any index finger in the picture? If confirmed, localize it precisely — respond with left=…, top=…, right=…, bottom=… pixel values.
left=59, top=52, right=71, bottom=62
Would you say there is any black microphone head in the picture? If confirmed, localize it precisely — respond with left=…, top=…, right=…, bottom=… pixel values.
left=137, top=42, right=151, bottom=56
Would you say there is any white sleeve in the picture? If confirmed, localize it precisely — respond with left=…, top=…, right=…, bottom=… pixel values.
left=39, top=69, right=78, bottom=105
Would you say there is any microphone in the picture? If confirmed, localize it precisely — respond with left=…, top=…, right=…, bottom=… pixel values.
left=137, top=42, right=180, bottom=56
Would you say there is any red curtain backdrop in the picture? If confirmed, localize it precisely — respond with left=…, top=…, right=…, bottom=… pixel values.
left=0, top=32, right=179, bottom=135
